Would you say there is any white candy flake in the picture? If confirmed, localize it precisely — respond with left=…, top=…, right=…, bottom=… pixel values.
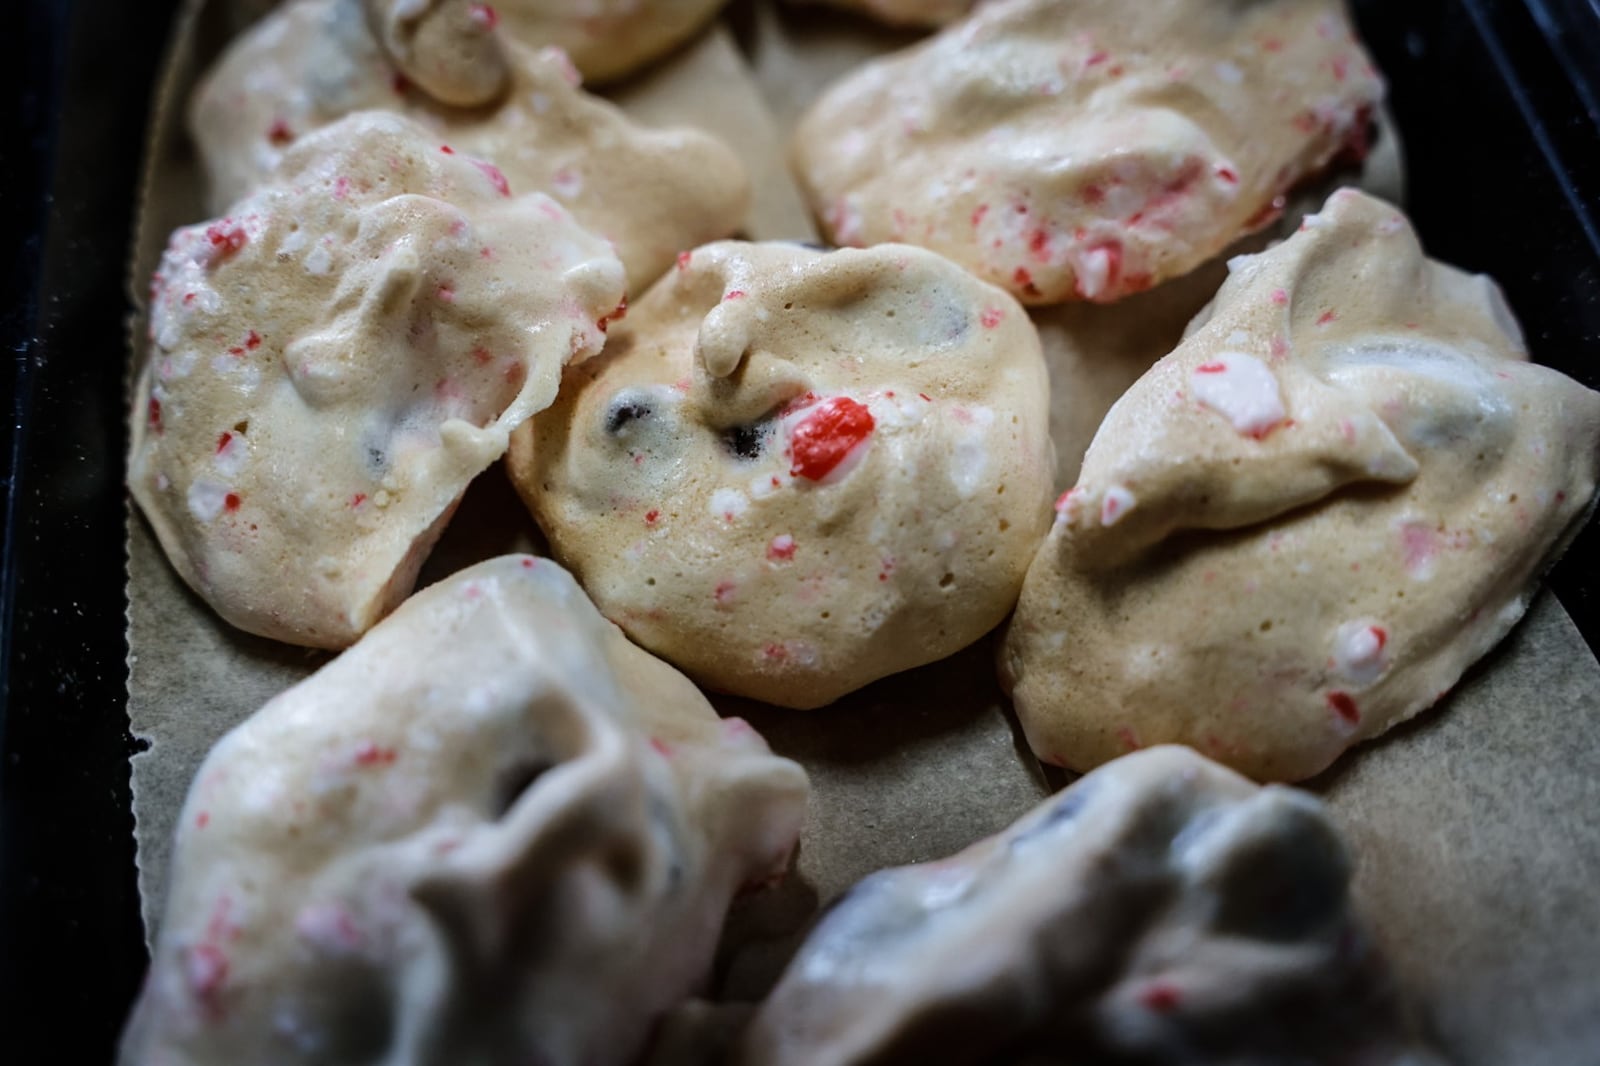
left=186, top=479, right=232, bottom=524
left=1190, top=352, right=1286, bottom=438
left=709, top=487, right=749, bottom=522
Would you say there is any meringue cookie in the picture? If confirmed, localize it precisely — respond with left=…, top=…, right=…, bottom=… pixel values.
left=131, top=112, right=626, bottom=647
left=191, top=0, right=750, bottom=289
left=119, top=555, right=809, bottom=1066
left=1001, top=189, right=1600, bottom=781
left=479, top=0, right=732, bottom=84
left=509, top=241, right=1056, bottom=708
left=740, top=746, right=1438, bottom=1066
left=793, top=0, right=1383, bottom=305
left=362, top=0, right=509, bottom=106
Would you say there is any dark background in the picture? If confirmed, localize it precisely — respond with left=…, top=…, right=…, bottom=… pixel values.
left=2, top=0, right=1597, bottom=1059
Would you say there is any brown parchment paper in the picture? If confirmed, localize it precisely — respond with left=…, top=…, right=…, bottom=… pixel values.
left=126, top=3, right=1600, bottom=1063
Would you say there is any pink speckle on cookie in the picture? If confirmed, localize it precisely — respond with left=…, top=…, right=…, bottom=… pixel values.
left=1400, top=521, right=1441, bottom=579
left=471, top=159, right=511, bottom=197
left=825, top=198, right=864, bottom=246
left=185, top=945, right=230, bottom=1017
left=295, top=903, right=365, bottom=954
left=225, top=331, right=261, bottom=356
left=767, top=534, right=796, bottom=561
left=1101, top=485, right=1135, bottom=527
left=204, top=221, right=248, bottom=264
left=540, top=46, right=582, bottom=87
left=352, top=742, right=398, bottom=768
left=1055, top=488, right=1083, bottom=525
left=551, top=166, right=583, bottom=198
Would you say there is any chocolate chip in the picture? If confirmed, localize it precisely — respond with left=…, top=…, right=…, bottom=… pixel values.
left=605, top=399, right=653, bottom=435
left=723, top=422, right=770, bottom=461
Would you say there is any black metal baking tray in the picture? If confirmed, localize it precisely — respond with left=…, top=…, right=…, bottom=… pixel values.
left=3, top=0, right=1598, bottom=1059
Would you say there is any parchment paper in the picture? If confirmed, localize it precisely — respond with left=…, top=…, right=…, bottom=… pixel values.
left=126, top=3, right=1600, bottom=1063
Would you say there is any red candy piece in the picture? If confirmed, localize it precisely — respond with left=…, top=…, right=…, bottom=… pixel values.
left=1140, top=981, right=1183, bottom=1013
left=789, top=397, right=875, bottom=482
left=205, top=221, right=248, bottom=263
left=1327, top=691, right=1361, bottom=725
left=353, top=742, right=398, bottom=767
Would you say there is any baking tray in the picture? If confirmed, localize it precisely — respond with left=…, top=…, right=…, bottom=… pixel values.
left=2, top=0, right=1597, bottom=1060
